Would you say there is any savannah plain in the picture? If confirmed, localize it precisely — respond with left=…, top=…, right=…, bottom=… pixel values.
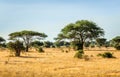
left=0, top=47, right=120, bottom=77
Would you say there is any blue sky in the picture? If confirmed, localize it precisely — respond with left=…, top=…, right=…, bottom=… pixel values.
left=0, top=0, right=120, bottom=41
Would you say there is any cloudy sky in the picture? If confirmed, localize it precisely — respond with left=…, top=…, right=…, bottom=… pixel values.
left=0, top=0, right=120, bottom=41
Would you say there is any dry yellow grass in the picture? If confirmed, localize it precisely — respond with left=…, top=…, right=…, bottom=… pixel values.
left=0, top=47, right=120, bottom=77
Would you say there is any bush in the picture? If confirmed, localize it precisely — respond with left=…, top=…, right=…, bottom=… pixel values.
left=38, top=47, right=44, bottom=53
left=7, top=40, right=25, bottom=57
left=74, top=50, right=84, bottom=59
left=97, top=52, right=115, bottom=58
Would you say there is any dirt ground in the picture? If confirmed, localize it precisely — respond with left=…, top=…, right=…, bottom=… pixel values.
left=0, top=47, right=120, bottom=77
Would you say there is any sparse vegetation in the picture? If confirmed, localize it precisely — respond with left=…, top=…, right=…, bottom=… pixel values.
left=7, top=40, right=25, bottom=56
left=0, top=46, right=120, bottom=77
left=9, top=30, right=47, bottom=52
left=56, top=20, right=104, bottom=56
left=38, top=47, right=44, bottom=53
left=96, top=38, right=106, bottom=47
left=97, top=52, right=115, bottom=58
left=0, top=36, right=6, bottom=48
left=74, top=50, right=84, bottom=59
left=0, top=19, right=120, bottom=77
left=111, top=36, right=120, bottom=50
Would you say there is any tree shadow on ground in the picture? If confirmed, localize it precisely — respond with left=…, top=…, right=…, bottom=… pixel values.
left=19, top=56, right=43, bottom=59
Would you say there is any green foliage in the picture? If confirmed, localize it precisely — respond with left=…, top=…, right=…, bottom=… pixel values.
left=9, top=30, right=47, bottom=52
left=97, top=52, right=115, bottom=58
left=84, top=41, right=91, bottom=48
left=44, top=41, right=54, bottom=48
left=7, top=40, right=25, bottom=56
left=0, top=36, right=6, bottom=48
left=114, top=45, right=120, bottom=50
left=74, top=50, right=84, bottom=59
left=96, top=38, right=106, bottom=47
left=105, top=41, right=110, bottom=48
left=90, top=44, right=95, bottom=48
left=38, top=47, right=44, bottom=53
left=54, top=41, right=70, bottom=48
left=56, top=20, right=104, bottom=51
left=0, top=36, right=5, bottom=43
left=0, top=43, right=6, bottom=48
left=111, top=36, right=120, bottom=50
left=31, top=41, right=44, bottom=47
left=71, top=41, right=83, bottom=50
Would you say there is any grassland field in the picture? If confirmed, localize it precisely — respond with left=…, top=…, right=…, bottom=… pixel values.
left=0, top=47, right=120, bottom=77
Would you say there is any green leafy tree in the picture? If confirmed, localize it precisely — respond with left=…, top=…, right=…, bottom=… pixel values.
left=96, top=38, right=106, bottom=47
left=44, top=41, right=54, bottom=48
left=54, top=41, right=70, bottom=47
left=0, top=37, right=5, bottom=43
left=111, top=36, right=120, bottom=50
left=56, top=20, right=104, bottom=51
left=9, top=30, right=47, bottom=52
left=0, top=36, right=6, bottom=47
left=7, top=40, right=25, bottom=56
left=31, top=41, right=44, bottom=47
left=105, top=41, right=110, bottom=48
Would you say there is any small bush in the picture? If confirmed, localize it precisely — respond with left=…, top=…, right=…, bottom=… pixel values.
left=7, top=40, right=25, bottom=57
left=38, top=47, right=44, bottom=53
left=97, top=52, right=115, bottom=58
left=74, top=50, right=84, bottom=59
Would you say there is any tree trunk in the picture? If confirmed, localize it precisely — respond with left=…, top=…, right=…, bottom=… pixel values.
left=15, top=51, right=20, bottom=57
left=76, top=42, right=84, bottom=50
left=25, top=45, right=29, bottom=52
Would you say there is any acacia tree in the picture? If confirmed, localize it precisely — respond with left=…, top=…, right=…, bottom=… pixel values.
left=111, top=36, right=120, bottom=50
left=0, top=36, right=5, bottom=43
left=9, top=30, right=47, bottom=52
left=0, top=36, right=6, bottom=47
left=56, top=20, right=104, bottom=51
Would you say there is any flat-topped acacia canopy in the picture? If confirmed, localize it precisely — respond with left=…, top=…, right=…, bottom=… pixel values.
left=56, top=20, right=104, bottom=50
left=9, top=30, right=47, bottom=52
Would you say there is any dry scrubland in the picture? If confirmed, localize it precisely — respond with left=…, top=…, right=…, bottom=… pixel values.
left=0, top=47, right=120, bottom=77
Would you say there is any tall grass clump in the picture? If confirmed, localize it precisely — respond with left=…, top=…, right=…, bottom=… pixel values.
left=38, top=47, right=44, bottom=53
left=74, top=50, right=84, bottom=59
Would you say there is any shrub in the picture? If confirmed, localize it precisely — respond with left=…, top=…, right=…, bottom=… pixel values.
left=38, top=47, right=44, bottom=53
left=97, top=52, right=115, bottom=58
left=7, top=40, right=25, bottom=57
left=74, top=50, right=84, bottom=59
